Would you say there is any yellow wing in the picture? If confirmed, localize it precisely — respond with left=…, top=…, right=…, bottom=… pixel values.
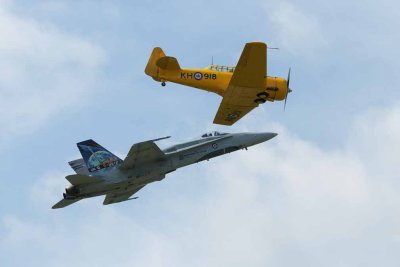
left=213, top=42, right=266, bottom=125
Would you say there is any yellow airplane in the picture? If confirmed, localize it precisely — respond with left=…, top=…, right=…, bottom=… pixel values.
left=145, top=42, right=292, bottom=125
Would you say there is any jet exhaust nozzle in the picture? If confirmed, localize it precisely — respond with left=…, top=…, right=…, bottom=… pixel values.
left=63, top=192, right=76, bottom=200
left=65, top=185, right=79, bottom=196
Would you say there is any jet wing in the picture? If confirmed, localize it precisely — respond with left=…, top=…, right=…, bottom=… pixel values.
left=213, top=42, right=266, bottom=125
left=120, top=138, right=168, bottom=170
left=66, top=174, right=103, bottom=186
left=52, top=198, right=81, bottom=209
left=103, top=185, right=145, bottom=205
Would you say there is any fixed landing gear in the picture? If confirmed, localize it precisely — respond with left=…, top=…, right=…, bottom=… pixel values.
left=254, top=91, right=268, bottom=104
left=257, top=92, right=269, bottom=98
left=161, top=82, right=166, bottom=87
left=254, top=98, right=266, bottom=104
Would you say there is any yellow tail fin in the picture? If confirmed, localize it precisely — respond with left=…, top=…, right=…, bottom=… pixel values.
left=145, top=47, right=181, bottom=81
left=145, top=47, right=166, bottom=80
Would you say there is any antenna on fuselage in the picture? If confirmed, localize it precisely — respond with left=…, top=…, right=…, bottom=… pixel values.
left=267, top=47, right=279, bottom=50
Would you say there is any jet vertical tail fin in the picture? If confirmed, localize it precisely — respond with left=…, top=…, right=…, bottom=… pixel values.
left=77, top=140, right=122, bottom=173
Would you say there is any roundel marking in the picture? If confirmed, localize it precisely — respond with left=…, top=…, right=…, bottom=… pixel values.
left=194, top=72, right=203, bottom=80
left=212, top=143, right=218, bottom=149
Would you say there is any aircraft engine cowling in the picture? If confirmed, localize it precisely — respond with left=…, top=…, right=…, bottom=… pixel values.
left=265, top=77, right=289, bottom=101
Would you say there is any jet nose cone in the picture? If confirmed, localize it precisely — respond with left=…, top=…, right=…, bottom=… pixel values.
left=259, top=132, right=278, bottom=142
left=251, top=132, right=278, bottom=145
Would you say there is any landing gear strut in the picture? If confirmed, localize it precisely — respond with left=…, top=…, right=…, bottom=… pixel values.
left=257, top=92, right=269, bottom=98
left=254, top=91, right=268, bottom=104
left=254, top=98, right=266, bottom=104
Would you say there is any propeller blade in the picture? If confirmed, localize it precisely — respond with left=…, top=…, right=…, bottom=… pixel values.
left=284, top=97, right=288, bottom=111
left=284, top=68, right=291, bottom=111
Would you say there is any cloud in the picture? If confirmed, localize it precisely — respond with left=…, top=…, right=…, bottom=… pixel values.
left=263, top=2, right=326, bottom=55
left=30, top=171, right=70, bottom=208
left=348, top=103, right=400, bottom=178
left=0, top=2, right=104, bottom=146
left=1, top=101, right=400, bottom=266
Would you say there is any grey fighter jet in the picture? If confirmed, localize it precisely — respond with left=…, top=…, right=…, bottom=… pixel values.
left=52, top=131, right=277, bottom=209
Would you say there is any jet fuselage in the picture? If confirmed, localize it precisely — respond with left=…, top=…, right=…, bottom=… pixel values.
left=61, top=132, right=277, bottom=205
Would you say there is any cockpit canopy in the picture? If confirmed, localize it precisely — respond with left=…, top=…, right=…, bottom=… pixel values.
left=201, top=131, right=228, bottom=138
left=207, top=64, right=235, bottom=73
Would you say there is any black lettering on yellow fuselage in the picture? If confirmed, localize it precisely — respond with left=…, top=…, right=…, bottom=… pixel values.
left=180, top=72, right=217, bottom=80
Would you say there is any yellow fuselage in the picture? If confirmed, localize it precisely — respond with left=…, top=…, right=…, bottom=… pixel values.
left=158, top=68, right=288, bottom=102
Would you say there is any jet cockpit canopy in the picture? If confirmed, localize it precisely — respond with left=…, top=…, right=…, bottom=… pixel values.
left=201, top=131, right=228, bottom=138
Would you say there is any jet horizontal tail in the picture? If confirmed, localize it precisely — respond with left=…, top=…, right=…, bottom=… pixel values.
left=52, top=198, right=81, bottom=209
left=66, top=174, right=103, bottom=186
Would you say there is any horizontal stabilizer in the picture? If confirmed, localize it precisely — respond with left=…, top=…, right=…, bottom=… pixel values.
left=156, top=56, right=181, bottom=71
left=66, top=174, right=102, bottom=186
left=68, top=158, right=90, bottom=175
left=52, top=198, right=81, bottom=209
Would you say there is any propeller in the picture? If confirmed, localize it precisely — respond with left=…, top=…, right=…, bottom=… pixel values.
left=284, top=68, right=292, bottom=111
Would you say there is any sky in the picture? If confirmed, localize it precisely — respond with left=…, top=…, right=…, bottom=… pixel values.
left=0, top=0, right=399, bottom=266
